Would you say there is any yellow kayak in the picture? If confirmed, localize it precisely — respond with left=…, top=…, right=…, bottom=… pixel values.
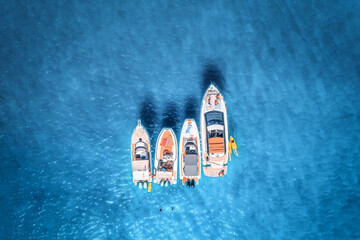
left=230, top=136, right=238, bottom=156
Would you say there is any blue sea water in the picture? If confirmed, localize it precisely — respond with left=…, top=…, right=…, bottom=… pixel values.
left=1, top=0, right=360, bottom=239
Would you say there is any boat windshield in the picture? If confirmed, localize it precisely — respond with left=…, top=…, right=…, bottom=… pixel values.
left=208, top=130, right=224, bottom=138
left=135, top=141, right=148, bottom=160
left=205, top=111, right=224, bottom=126
left=185, top=142, right=197, bottom=154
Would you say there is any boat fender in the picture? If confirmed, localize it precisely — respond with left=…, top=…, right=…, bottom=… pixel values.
left=144, top=181, right=147, bottom=189
left=160, top=180, right=164, bottom=187
left=139, top=182, right=143, bottom=189
left=165, top=180, right=169, bottom=187
left=148, top=182, right=152, bottom=193
left=191, top=179, right=195, bottom=188
left=186, top=180, right=190, bottom=188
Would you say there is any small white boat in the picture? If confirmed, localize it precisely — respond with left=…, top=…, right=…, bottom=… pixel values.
left=131, top=120, right=153, bottom=188
left=179, top=119, right=201, bottom=188
left=154, top=128, right=178, bottom=186
left=200, top=84, right=229, bottom=177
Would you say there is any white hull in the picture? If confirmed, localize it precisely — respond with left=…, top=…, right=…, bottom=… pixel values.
left=131, top=120, right=153, bottom=186
left=179, top=119, right=201, bottom=186
left=154, top=128, right=178, bottom=185
left=200, top=84, right=229, bottom=177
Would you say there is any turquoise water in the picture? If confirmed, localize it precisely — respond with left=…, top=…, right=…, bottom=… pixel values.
left=1, top=1, right=360, bottom=239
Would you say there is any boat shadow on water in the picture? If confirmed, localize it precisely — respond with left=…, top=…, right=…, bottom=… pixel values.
left=201, top=63, right=226, bottom=93
left=183, top=95, right=198, bottom=122
left=162, top=101, right=180, bottom=134
left=139, top=95, right=157, bottom=138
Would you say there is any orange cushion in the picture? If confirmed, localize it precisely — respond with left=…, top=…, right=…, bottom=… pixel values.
left=208, top=137, right=224, bottom=154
